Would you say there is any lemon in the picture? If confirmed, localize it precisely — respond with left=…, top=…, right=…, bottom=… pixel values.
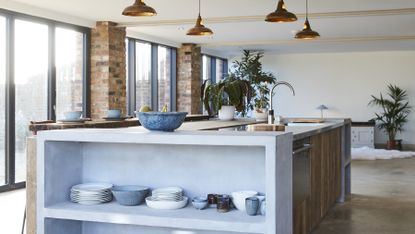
left=161, top=105, right=168, bottom=112
left=139, top=105, right=152, bottom=112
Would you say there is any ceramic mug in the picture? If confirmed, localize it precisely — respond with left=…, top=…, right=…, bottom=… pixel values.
left=245, top=197, right=259, bottom=216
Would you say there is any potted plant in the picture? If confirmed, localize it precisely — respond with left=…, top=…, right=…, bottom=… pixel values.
left=229, top=50, right=277, bottom=118
left=202, top=75, right=251, bottom=120
left=369, top=84, right=411, bottom=150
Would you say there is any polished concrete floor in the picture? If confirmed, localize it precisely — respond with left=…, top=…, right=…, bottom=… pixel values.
left=313, top=157, right=415, bottom=234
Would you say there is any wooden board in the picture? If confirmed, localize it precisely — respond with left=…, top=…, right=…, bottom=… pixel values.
left=291, top=118, right=324, bottom=123
left=247, top=124, right=285, bottom=131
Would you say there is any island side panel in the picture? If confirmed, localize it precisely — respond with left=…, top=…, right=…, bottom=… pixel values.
left=266, top=133, right=293, bottom=234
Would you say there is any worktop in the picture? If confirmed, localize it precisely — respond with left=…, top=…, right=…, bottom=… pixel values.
left=29, top=118, right=351, bottom=234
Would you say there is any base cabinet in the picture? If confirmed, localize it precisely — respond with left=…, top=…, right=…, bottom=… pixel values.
left=293, top=128, right=342, bottom=233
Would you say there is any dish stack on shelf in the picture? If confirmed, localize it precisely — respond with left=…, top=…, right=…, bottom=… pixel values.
left=70, top=183, right=113, bottom=205
left=145, top=187, right=188, bottom=210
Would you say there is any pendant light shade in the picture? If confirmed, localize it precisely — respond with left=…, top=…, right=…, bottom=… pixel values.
left=265, top=0, right=297, bottom=22
left=295, top=19, right=320, bottom=39
left=295, top=0, right=320, bottom=39
left=187, top=0, right=213, bottom=36
left=122, top=0, right=157, bottom=17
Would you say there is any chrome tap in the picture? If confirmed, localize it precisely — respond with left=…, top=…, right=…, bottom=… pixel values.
left=268, top=81, right=296, bottom=124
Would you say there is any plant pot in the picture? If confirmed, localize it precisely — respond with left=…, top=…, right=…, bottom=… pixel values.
left=218, top=106, right=236, bottom=120
left=253, top=108, right=268, bottom=121
left=386, top=140, right=402, bottom=150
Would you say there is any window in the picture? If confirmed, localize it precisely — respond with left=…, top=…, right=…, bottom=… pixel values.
left=55, top=27, right=85, bottom=120
left=0, top=10, right=89, bottom=192
left=14, top=19, right=49, bottom=182
left=202, top=54, right=228, bottom=83
left=0, top=16, right=5, bottom=185
left=127, top=38, right=176, bottom=113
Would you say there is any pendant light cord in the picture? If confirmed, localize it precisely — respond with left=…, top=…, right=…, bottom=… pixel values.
left=306, top=0, right=309, bottom=20
left=199, top=0, right=201, bottom=15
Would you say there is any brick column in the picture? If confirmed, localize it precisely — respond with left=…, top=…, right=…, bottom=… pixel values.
left=90, top=21, right=126, bottom=119
left=176, top=44, right=202, bottom=114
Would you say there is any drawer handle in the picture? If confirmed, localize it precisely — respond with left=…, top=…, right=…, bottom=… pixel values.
left=293, top=144, right=312, bottom=155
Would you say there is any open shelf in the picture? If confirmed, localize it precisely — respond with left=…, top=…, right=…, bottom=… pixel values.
left=44, top=201, right=265, bottom=233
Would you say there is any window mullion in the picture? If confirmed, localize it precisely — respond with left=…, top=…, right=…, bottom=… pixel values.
left=210, top=57, right=216, bottom=83
left=170, top=48, right=177, bottom=112
left=47, top=25, right=56, bottom=121
left=128, top=39, right=136, bottom=115
left=151, top=44, right=158, bottom=111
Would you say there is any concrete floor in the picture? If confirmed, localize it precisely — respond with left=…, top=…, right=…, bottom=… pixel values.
left=313, top=157, right=415, bottom=234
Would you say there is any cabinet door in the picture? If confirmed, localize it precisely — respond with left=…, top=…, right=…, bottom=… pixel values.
left=351, top=127, right=374, bottom=148
left=309, top=128, right=342, bottom=231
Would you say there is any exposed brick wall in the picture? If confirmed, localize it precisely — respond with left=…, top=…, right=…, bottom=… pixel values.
left=90, top=21, right=126, bottom=119
left=177, top=44, right=202, bottom=114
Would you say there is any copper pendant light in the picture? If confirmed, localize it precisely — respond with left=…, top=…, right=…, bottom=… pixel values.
left=187, top=0, right=213, bottom=36
left=295, top=0, right=320, bottom=39
left=265, top=0, right=297, bottom=23
left=122, top=0, right=157, bottom=17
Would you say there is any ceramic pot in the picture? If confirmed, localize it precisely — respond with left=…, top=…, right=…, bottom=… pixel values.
left=386, top=140, right=402, bottom=150
left=218, top=106, right=236, bottom=120
left=253, top=108, right=268, bottom=121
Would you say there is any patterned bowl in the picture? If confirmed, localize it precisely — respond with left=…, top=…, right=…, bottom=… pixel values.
left=136, top=112, right=188, bottom=132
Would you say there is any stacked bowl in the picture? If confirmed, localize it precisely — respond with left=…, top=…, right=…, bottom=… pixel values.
left=145, top=187, right=188, bottom=210
left=70, top=183, right=113, bottom=205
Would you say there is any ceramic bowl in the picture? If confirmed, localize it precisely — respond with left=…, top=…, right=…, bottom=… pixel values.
left=111, top=185, right=149, bottom=206
left=231, top=190, right=258, bottom=211
left=64, top=111, right=82, bottom=120
left=145, top=196, right=188, bottom=210
left=107, top=109, right=122, bottom=118
left=136, top=112, right=187, bottom=132
left=192, top=196, right=208, bottom=210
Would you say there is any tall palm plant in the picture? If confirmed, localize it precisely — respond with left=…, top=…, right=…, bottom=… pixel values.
left=369, top=84, right=411, bottom=146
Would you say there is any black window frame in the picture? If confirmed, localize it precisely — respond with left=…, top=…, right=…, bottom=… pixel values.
left=0, top=9, right=91, bottom=193
left=202, top=54, right=228, bottom=84
left=126, top=37, right=177, bottom=115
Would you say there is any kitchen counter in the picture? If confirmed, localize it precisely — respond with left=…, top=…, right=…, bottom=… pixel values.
left=29, top=118, right=351, bottom=234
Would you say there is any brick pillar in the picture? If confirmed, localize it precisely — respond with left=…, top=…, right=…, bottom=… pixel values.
left=90, top=21, right=126, bottom=119
left=176, top=44, right=202, bottom=114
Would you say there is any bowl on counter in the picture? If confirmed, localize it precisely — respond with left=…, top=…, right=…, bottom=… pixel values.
left=231, top=190, right=258, bottom=211
left=135, top=112, right=187, bottom=132
left=64, top=111, right=83, bottom=120
left=111, top=185, right=149, bottom=206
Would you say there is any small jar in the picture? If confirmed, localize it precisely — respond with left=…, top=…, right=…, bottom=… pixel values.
left=216, top=195, right=231, bottom=213
left=208, top=194, right=218, bottom=205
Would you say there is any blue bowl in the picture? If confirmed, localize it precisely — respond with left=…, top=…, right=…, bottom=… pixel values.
left=192, top=197, right=208, bottom=210
left=136, top=112, right=188, bottom=132
left=111, top=185, right=149, bottom=206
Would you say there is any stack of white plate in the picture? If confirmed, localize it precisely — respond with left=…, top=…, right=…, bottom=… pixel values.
left=70, top=183, right=113, bottom=205
left=146, top=187, right=188, bottom=210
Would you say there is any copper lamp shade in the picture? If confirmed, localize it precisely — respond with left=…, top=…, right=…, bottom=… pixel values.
left=122, top=0, right=157, bottom=17
left=295, top=19, right=320, bottom=39
left=265, top=0, right=297, bottom=22
left=187, top=14, right=213, bottom=36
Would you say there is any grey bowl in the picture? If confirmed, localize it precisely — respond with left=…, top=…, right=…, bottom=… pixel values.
left=192, top=197, right=208, bottom=210
left=136, top=112, right=188, bottom=132
left=64, top=111, right=82, bottom=120
left=111, top=185, right=149, bottom=206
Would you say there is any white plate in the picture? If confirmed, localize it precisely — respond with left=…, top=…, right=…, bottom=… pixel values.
left=71, top=183, right=113, bottom=192
left=146, top=196, right=188, bottom=210
left=152, top=187, right=183, bottom=194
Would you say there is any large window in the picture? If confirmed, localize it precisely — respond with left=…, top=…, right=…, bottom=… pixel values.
left=127, top=38, right=176, bottom=113
left=202, top=54, right=228, bottom=83
left=55, top=27, right=85, bottom=120
left=0, top=10, right=89, bottom=192
left=0, top=16, right=5, bottom=185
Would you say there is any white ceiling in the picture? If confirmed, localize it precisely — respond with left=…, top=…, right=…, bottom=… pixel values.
left=3, top=0, right=415, bottom=57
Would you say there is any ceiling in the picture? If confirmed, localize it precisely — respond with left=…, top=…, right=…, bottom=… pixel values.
left=3, top=0, right=415, bottom=57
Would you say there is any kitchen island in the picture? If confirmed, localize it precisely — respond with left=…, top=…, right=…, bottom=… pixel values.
left=34, top=118, right=351, bottom=234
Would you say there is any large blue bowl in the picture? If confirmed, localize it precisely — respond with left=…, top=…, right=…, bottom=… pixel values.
left=136, top=112, right=188, bottom=132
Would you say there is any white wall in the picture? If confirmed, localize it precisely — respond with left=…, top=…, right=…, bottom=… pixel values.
left=259, top=51, right=415, bottom=146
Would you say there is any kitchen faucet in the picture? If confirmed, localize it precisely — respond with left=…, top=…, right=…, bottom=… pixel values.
left=268, top=81, right=296, bottom=124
